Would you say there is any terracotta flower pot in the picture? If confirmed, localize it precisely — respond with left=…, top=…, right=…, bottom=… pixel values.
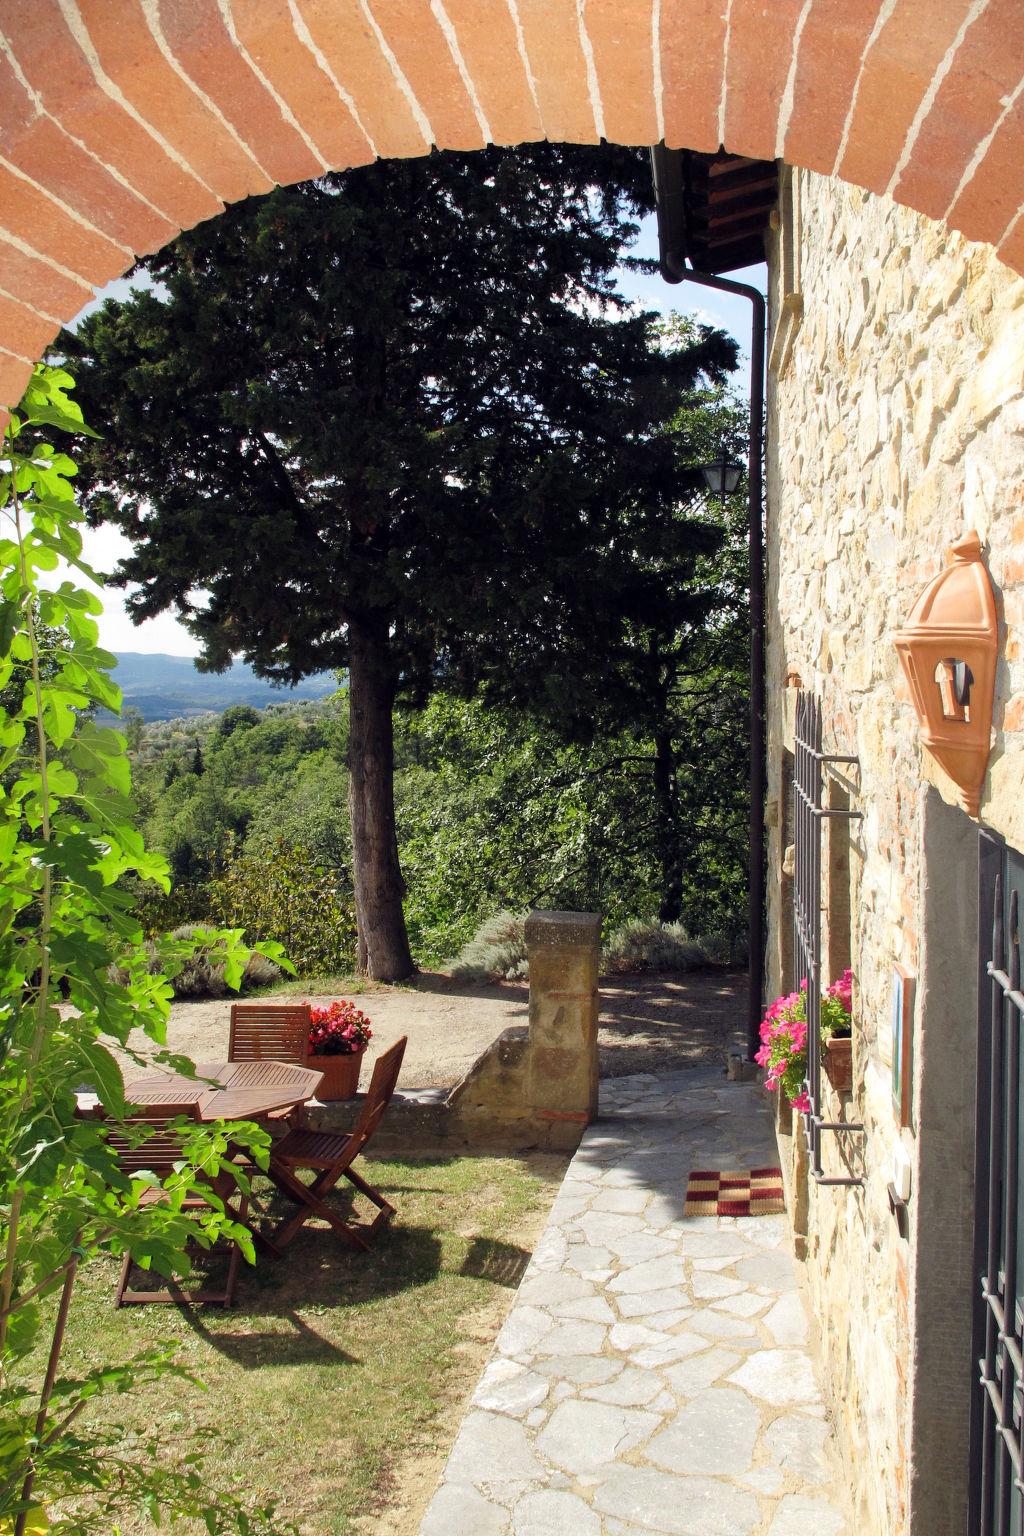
left=307, top=1048, right=365, bottom=1101
left=823, top=1034, right=853, bottom=1094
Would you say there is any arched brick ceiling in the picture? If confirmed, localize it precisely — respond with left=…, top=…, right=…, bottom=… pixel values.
left=1, top=0, right=1022, bottom=407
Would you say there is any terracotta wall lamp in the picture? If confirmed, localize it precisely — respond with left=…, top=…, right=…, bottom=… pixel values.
left=894, top=530, right=998, bottom=819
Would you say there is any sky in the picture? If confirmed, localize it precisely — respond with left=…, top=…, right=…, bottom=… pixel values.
left=71, top=212, right=765, bottom=660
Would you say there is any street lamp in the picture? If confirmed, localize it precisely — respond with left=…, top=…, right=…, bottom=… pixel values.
left=699, top=448, right=744, bottom=502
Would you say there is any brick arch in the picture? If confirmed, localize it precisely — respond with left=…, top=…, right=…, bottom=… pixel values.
left=1, top=1, right=1022, bottom=406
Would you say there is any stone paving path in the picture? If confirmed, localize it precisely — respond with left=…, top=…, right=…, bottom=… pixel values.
left=420, top=1068, right=852, bottom=1536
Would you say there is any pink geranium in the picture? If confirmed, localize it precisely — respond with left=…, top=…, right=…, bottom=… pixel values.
left=757, top=971, right=853, bottom=1109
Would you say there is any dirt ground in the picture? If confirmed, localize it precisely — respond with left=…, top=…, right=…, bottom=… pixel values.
left=135, top=966, right=749, bottom=1089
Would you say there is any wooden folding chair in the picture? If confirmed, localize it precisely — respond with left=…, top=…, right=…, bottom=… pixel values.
left=228, top=1003, right=310, bottom=1062
left=107, top=1112, right=249, bottom=1308
left=264, top=1036, right=407, bottom=1252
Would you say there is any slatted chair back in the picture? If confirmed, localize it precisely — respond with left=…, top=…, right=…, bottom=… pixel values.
left=228, top=1003, right=310, bottom=1063
left=104, top=1108, right=200, bottom=1178
left=346, top=1036, right=408, bottom=1159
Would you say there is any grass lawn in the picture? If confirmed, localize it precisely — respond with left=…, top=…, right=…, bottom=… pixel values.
left=45, top=1152, right=565, bottom=1535
left=260, top=972, right=413, bottom=997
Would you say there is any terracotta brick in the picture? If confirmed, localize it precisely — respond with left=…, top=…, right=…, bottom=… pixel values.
left=291, top=0, right=429, bottom=159
left=0, top=163, right=128, bottom=286
left=436, top=0, right=542, bottom=145
left=157, top=0, right=322, bottom=187
left=950, top=99, right=1024, bottom=249
left=0, top=55, right=176, bottom=256
left=724, top=0, right=804, bottom=163
left=893, top=0, right=1024, bottom=221
left=840, top=0, right=976, bottom=195
left=0, top=291, right=60, bottom=358
left=75, top=0, right=268, bottom=205
left=229, top=0, right=374, bottom=172
left=0, top=347, right=33, bottom=408
left=582, top=0, right=658, bottom=147
left=0, top=237, right=93, bottom=319
left=515, top=0, right=598, bottom=144
left=3, top=0, right=222, bottom=231
left=783, top=0, right=884, bottom=175
left=660, top=0, right=726, bottom=153
left=367, top=0, right=484, bottom=151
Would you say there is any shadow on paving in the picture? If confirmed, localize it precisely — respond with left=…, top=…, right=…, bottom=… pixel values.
left=597, top=969, right=749, bottom=1077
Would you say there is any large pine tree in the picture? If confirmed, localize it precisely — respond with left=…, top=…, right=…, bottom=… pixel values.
left=64, top=145, right=736, bottom=980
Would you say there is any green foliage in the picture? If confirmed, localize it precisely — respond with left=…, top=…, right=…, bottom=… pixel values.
left=64, top=148, right=732, bottom=692
left=0, top=364, right=293, bottom=1533
left=397, top=697, right=661, bottom=963
left=109, top=924, right=282, bottom=1000
left=601, top=919, right=709, bottom=975
left=126, top=667, right=750, bottom=975
left=165, top=925, right=282, bottom=998
left=449, top=911, right=530, bottom=984
left=134, top=697, right=348, bottom=885
left=207, top=835, right=357, bottom=978
left=62, top=145, right=738, bottom=975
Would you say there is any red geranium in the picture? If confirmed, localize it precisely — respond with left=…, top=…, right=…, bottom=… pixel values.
left=306, top=999, right=373, bottom=1057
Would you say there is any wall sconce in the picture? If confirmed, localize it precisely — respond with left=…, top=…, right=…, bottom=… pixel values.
left=893, top=530, right=998, bottom=818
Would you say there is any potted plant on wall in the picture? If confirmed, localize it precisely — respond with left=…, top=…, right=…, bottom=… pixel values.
left=755, top=968, right=854, bottom=1107
left=305, top=1000, right=374, bottom=1100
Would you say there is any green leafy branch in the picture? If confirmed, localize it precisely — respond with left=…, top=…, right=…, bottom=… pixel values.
left=0, top=365, right=293, bottom=1534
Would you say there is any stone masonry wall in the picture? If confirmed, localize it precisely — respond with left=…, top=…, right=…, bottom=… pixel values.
left=765, top=171, right=1024, bottom=1535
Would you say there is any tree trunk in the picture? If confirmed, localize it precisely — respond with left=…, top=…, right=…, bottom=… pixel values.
left=347, top=613, right=415, bottom=981
left=653, top=725, right=684, bottom=924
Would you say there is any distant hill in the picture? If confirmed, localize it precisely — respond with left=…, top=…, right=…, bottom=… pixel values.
left=109, top=652, right=338, bottom=721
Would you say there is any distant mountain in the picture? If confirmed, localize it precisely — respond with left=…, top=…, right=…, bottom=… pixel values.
left=109, top=653, right=338, bottom=721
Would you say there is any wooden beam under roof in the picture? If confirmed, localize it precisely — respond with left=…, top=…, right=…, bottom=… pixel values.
left=675, top=150, right=777, bottom=274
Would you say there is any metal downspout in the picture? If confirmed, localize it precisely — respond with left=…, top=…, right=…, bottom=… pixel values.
left=649, top=146, right=768, bottom=1063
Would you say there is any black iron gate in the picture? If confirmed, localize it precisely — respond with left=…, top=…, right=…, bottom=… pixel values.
left=972, top=831, right=1024, bottom=1534
left=792, top=691, right=863, bottom=1183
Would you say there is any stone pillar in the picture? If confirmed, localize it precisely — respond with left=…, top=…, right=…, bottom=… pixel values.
left=524, top=910, right=602, bottom=1129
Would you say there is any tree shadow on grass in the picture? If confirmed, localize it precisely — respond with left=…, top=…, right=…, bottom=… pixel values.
left=176, top=1217, right=445, bottom=1369
left=174, top=1153, right=533, bottom=1370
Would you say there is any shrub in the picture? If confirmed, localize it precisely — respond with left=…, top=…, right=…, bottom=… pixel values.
left=601, top=918, right=709, bottom=975
left=207, top=834, right=357, bottom=976
left=698, top=928, right=749, bottom=966
left=110, top=927, right=282, bottom=998
left=449, top=910, right=530, bottom=983
left=166, top=926, right=282, bottom=997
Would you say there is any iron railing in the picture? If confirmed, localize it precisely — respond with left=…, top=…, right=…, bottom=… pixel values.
left=973, top=845, right=1024, bottom=1534
left=792, top=691, right=864, bottom=1184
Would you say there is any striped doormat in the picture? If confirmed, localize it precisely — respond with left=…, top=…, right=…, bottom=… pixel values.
left=684, top=1167, right=785, bottom=1217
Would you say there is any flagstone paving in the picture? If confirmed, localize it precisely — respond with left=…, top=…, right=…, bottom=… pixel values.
left=420, top=1067, right=852, bottom=1536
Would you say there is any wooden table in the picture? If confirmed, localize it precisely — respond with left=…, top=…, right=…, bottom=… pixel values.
left=125, top=1059, right=324, bottom=1122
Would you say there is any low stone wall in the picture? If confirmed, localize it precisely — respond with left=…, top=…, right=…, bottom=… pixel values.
left=311, top=910, right=602, bottom=1154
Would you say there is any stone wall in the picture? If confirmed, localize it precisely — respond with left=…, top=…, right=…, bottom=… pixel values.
left=765, top=170, right=1024, bottom=1536
left=312, top=909, right=602, bottom=1155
